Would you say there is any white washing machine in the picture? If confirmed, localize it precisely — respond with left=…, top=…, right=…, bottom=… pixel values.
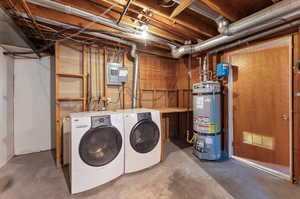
left=119, top=108, right=161, bottom=173
left=70, top=111, right=124, bottom=194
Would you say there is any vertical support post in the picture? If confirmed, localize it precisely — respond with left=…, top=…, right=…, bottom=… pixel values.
left=152, top=90, right=156, bottom=108
left=55, top=42, right=62, bottom=168
left=82, top=45, right=88, bottom=111
left=227, top=56, right=234, bottom=158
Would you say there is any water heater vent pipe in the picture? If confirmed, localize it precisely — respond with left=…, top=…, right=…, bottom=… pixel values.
left=202, top=56, right=209, bottom=82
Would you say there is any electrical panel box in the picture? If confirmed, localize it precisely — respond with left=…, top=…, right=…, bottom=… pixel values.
left=106, top=63, right=128, bottom=85
left=216, top=62, right=229, bottom=78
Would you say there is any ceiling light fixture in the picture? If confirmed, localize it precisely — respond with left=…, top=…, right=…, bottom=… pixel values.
left=138, top=24, right=149, bottom=40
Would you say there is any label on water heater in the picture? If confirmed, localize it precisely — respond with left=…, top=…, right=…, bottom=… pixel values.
left=196, top=96, right=204, bottom=109
left=194, top=115, right=210, bottom=132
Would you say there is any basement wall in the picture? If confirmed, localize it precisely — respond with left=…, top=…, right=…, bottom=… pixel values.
left=177, top=33, right=300, bottom=182
left=14, top=56, right=54, bottom=155
left=0, top=47, right=14, bottom=168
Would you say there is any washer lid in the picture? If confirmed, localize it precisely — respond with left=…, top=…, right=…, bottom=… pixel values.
left=130, top=120, right=160, bottom=154
left=79, top=126, right=122, bottom=167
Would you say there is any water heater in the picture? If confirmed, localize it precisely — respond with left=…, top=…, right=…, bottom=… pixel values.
left=192, top=81, right=222, bottom=160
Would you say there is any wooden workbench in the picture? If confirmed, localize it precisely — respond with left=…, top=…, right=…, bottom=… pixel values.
left=155, top=107, right=192, bottom=114
left=155, top=107, right=192, bottom=161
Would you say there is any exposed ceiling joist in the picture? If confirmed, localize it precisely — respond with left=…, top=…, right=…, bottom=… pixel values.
left=5, top=2, right=174, bottom=49
left=26, top=0, right=188, bottom=44
left=0, top=0, right=279, bottom=54
left=88, top=0, right=207, bottom=41
left=197, top=0, right=240, bottom=21
left=170, top=0, right=195, bottom=18
left=109, top=0, right=218, bottom=37
left=116, top=0, right=133, bottom=24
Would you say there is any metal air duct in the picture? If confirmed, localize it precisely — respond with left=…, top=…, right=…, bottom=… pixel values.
left=218, top=0, right=300, bottom=35
left=209, top=18, right=300, bottom=54
left=171, top=7, right=300, bottom=58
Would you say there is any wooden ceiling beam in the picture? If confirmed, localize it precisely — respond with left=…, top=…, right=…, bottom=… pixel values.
left=170, top=0, right=195, bottom=18
left=134, top=0, right=217, bottom=37
left=49, top=0, right=189, bottom=44
left=5, top=2, right=171, bottom=50
left=102, top=0, right=218, bottom=37
left=15, top=14, right=175, bottom=58
left=197, top=0, right=241, bottom=22
left=54, top=0, right=197, bottom=43
left=29, top=29, right=174, bottom=58
left=92, top=0, right=211, bottom=40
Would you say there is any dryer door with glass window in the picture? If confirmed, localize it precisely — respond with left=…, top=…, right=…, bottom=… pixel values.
left=130, top=119, right=160, bottom=153
left=79, top=125, right=122, bottom=167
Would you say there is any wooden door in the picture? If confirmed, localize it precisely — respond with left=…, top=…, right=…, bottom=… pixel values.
left=230, top=37, right=291, bottom=170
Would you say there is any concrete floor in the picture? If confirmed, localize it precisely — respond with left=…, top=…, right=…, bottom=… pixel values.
left=173, top=139, right=300, bottom=199
left=0, top=141, right=299, bottom=199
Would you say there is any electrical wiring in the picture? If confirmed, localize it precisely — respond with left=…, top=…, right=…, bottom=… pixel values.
left=21, top=0, right=46, bottom=40
left=40, top=3, right=116, bottom=43
left=5, top=2, right=116, bottom=55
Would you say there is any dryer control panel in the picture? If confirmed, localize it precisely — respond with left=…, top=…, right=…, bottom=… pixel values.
left=91, top=115, right=111, bottom=128
left=137, top=112, right=152, bottom=121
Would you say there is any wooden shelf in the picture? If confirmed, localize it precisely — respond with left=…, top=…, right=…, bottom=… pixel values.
left=141, top=89, right=178, bottom=92
left=57, top=98, right=84, bottom=101
left=155, top=107, right=192, bottom=114
left=56, top=73, right=84, bottom=78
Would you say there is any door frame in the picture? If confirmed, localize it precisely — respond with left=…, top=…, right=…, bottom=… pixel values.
left=226, top=36, right=294, bottom=181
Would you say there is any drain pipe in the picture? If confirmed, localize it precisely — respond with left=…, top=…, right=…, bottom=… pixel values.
left=170, top=8, right=300, bottom=58
left=201, top=56, right=209, bottom=82
left=218, top=0, right=300, bottom=35
left=30, top=16, right=139, bottom=108
left=131, top=53, right=139, bottom=108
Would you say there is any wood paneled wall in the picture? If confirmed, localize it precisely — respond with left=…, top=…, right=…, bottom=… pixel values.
left=54, top=33, right=300, bottom=181
left=176, top=34, right=300, bottom=182
left=54, top=41, right=181, bottom=167
left=220, top=35, right=300, bottom=182
left=140, top=54, right=178, bottom=90
left=139, top=54, right=179, bottom=108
